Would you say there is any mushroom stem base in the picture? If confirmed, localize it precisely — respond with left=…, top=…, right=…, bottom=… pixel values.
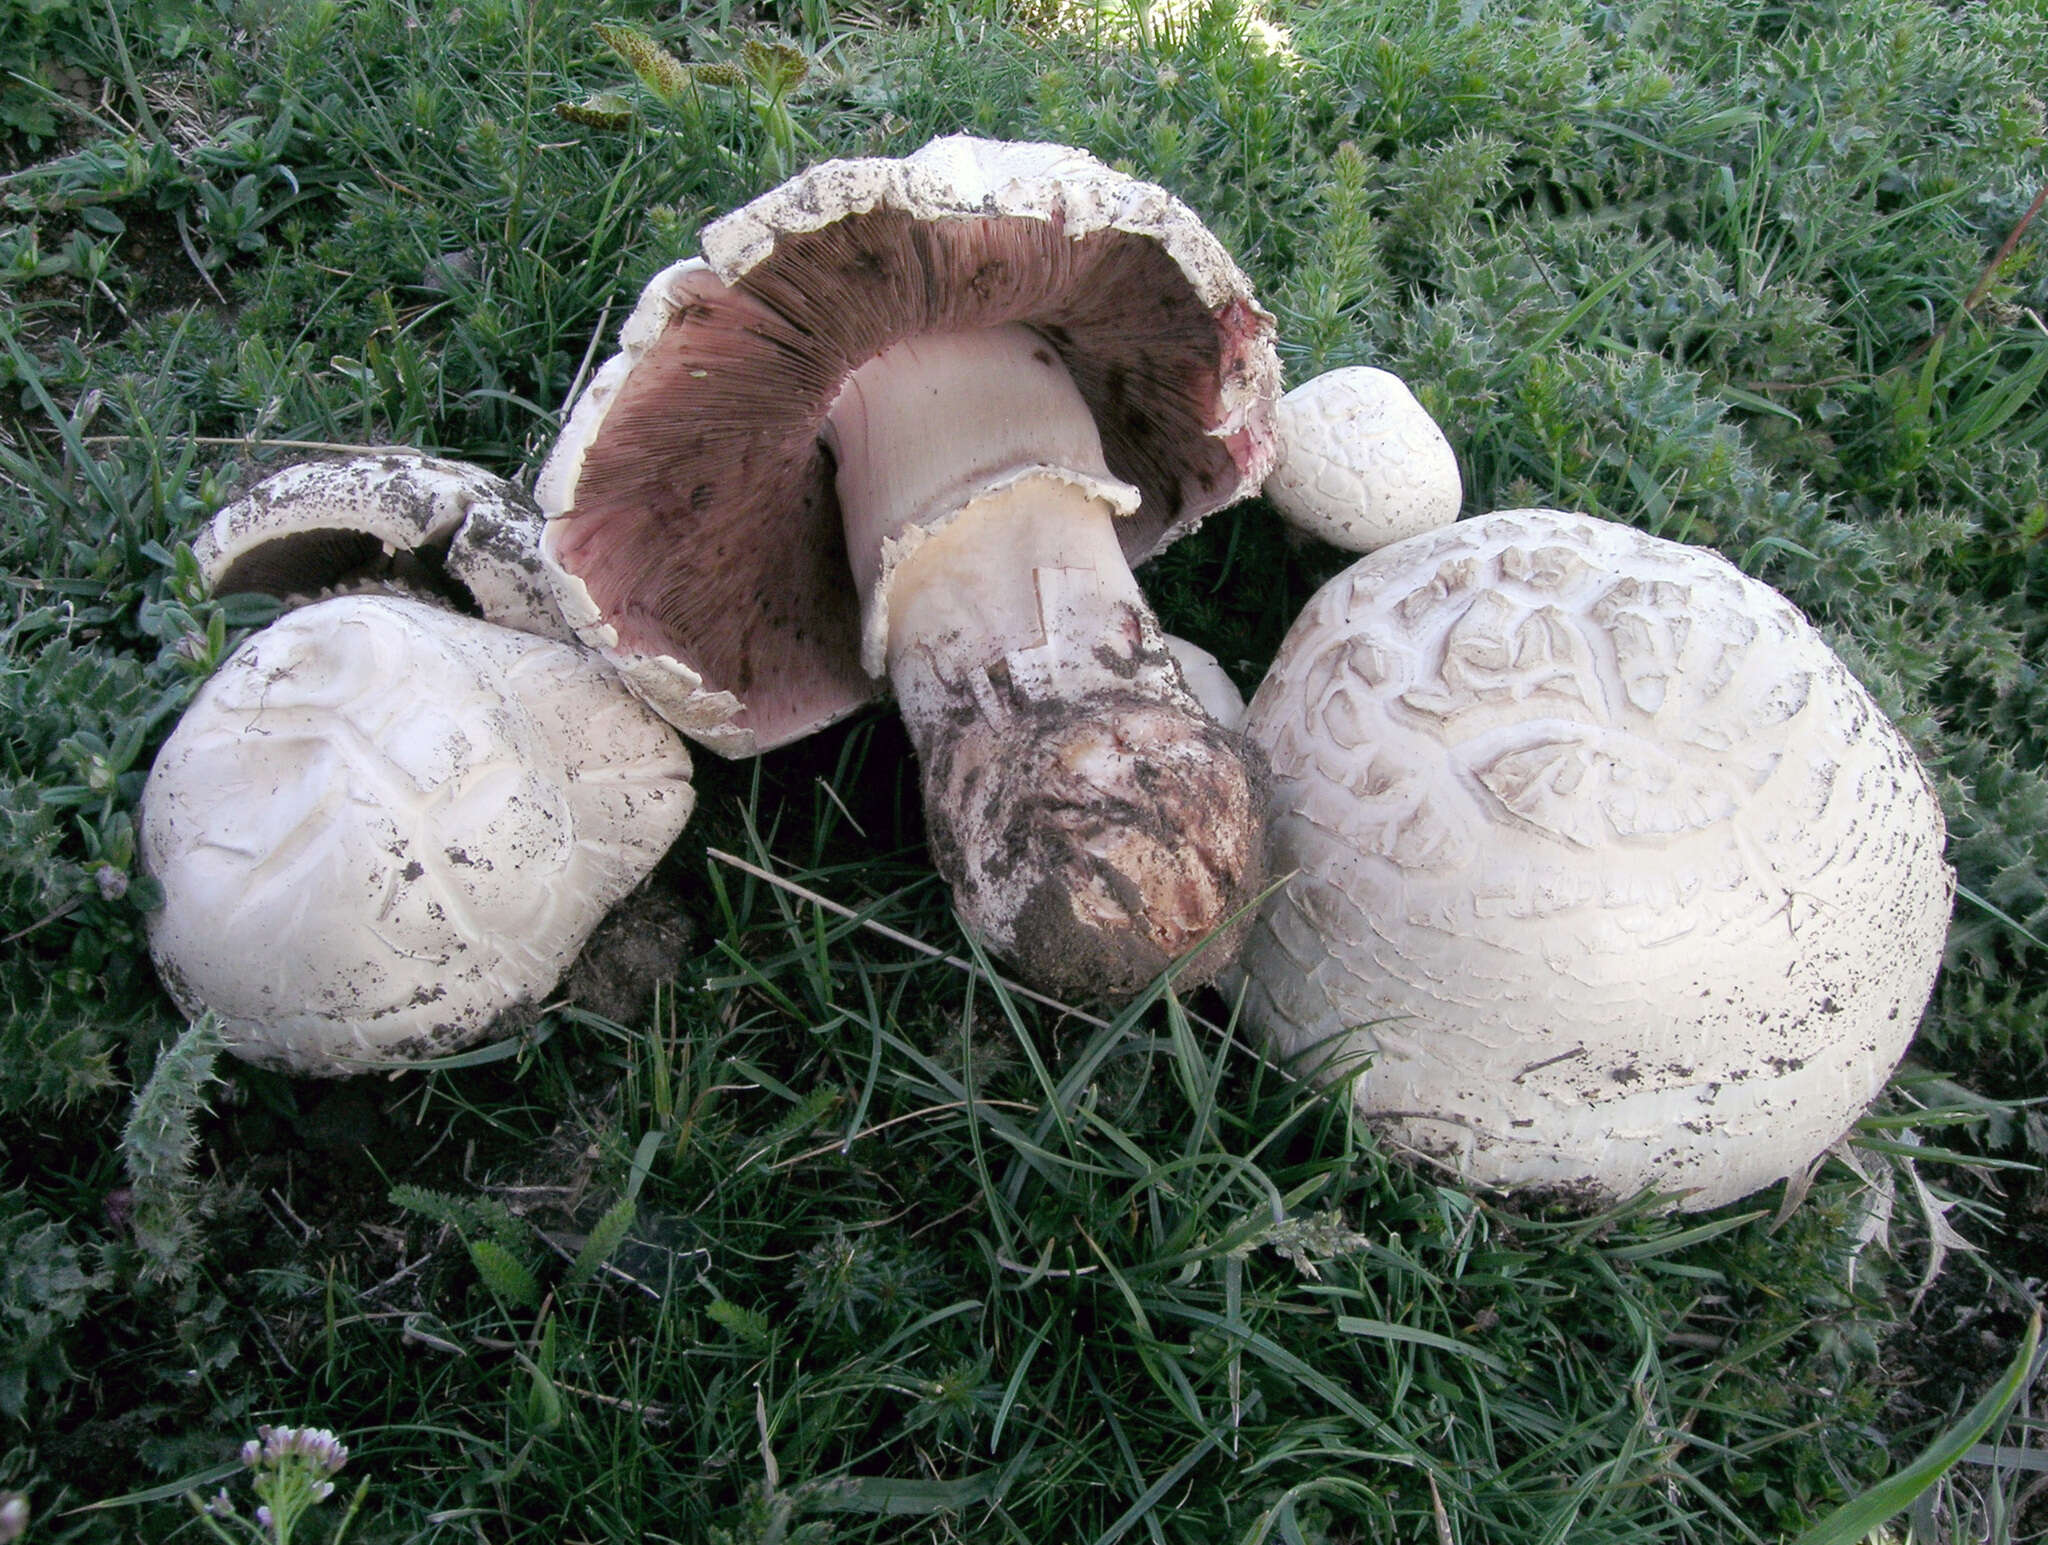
left=883, top=493, right=1269, bottom=1000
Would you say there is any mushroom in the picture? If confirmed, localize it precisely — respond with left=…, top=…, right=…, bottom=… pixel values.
left=196, top=452, right=573, bottom=640
left=1233, top=509, right=1954, bottom=1210
left=536, top=135, right=1284, bottom=998
left=1163, top=635, right=1247, bottom=731
left=139, top=594, right=694, bottom=1075
left=1263, top=366, right=1461, bottom=552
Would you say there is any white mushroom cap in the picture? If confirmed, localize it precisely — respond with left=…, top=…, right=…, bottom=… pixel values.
left=535, top=134, right=1282, bottom=757
left=139, top=595, right=693, bottom=1074
left=1263, top=367, right=1462, bottom=552
left=1235, top=509, right=1954, bottom=1211
left=196, top=453, right=574, bottom=641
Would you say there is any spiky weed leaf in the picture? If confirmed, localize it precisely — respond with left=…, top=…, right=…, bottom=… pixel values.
left=708, top=1297, right=773, bottom=1350
left=389, top=1184, right=524, bottom=1248
left=0, top=1192, right=99, bottom=1422
left=118, top=1013, right=223, bottom=1285
left=468, top=1237, right=541, bottom=1311
left=566, top=1195, right=637, bottom=1289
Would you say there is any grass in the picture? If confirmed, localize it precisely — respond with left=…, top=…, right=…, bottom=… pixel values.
left=2, top=0, right=2046, bottom=1538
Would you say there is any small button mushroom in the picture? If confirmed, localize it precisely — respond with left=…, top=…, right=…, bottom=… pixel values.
left=1162, top=635, right=1247, bottom=731
left=1233, top=509, right=1954, bottom=1211
left=1263, top=367, right=1462, bottom=552
left=140, top=595, right=695, bottom=1074
left=536, top=135, right=1286, bottom=999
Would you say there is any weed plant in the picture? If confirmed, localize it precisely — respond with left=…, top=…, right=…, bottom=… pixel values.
left=2, top=0, right=2045, bottom=1539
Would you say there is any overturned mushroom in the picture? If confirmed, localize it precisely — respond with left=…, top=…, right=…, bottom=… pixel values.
left=140, top=594, right=694, bottom=1075
left=1234, top=510, right=1954, bottom=1210
left=1263, top=366, right=1461, bottom=553
left=537, top=136, right=1283, bottom=998
left=148, top=453, right=693, bottom=1072
left=196, top=452, right=572, bottom=640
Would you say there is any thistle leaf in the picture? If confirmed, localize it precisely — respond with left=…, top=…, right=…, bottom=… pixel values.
left=708, top=1297, right=771, bottom=1348
left=120, top=1015, right=224, bottom=1284
left=391, top=1184, right=522, bottom=1248
left=468, top=1237, right=541, bottom=1309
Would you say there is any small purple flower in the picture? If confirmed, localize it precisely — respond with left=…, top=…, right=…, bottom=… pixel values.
left=0, top=1494, right=28, bottom=1545
left=205, top=1488, right=235, bottom=1518
left=301, top=1428, right=348, bottom=1476
left=254, top=1424, right=348, bottom=1476
left=232, top=1420, right=354, bottom=1538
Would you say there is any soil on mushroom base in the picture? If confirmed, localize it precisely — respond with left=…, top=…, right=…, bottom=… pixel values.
left=919, top=676, right=1272, bottom=1002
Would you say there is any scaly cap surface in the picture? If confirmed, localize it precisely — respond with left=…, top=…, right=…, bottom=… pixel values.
left=1236, top=510, right=1953, bottom=1210
left=141, top=595, right=693, bottom=1074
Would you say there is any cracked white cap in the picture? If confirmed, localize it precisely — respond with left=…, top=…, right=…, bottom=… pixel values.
left=139, top=594, right=694, bottom=1074
left=535, top=134, right=1282, bottom=757
left=1264, top=367, right=1462, bottom=552
left=197, top=453, right=574, bottom=641
left=1234, top=509, right=1953, bottom=1210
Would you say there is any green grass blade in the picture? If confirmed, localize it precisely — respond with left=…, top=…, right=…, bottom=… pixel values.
left=1602, top=1210, right=1770, bottom=1261
left=1334, top=1316, right=1510, bottom=1374
left=1956, top=881, right=2048, bottom=953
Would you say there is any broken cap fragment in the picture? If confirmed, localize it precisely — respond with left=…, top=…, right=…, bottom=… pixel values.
left=196, top=452, right=575, bottom=641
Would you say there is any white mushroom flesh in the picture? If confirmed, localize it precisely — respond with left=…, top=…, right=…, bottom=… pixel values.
left=140, top=595, right=694, bottom=1074
left=1264, top=367, right=1462, bottom=553
left=824, top=326, right=1267, bottom=998
left=1235, top=509, right=1954, bottom=1210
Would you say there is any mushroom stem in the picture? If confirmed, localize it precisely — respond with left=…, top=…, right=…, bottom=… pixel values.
left=824, top=326, right=1267, bottom=999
